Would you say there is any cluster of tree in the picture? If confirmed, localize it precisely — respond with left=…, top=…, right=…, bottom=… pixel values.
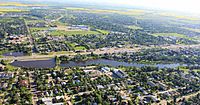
left=182, top=93, right=200, bottom=105
left=0, top=18, right=29, bottom=35
left=102, top=48, right=200, bottom=64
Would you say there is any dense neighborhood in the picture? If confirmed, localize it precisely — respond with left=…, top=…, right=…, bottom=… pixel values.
left=0, top=1, right=200, bottom=105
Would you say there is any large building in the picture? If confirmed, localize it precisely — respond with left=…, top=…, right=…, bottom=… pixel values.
left=113, top=69, right=128, bottom=78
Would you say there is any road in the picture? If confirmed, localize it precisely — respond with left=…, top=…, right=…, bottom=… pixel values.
left=1, top=44, right=200, bottom=61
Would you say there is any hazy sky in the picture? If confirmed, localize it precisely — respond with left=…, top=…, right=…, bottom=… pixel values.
left=8, top=0, right=200, bottom=13
left=80, top=0, right=199, bottom=13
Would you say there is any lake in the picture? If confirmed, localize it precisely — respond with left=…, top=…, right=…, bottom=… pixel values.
left=11, top=58, right=186, bottom=69
left=3, top=52, right=25, bottom=57
left=11, top=59, right=56, bottom=68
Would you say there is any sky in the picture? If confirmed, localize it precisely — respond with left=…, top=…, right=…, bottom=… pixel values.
left=78, top=0, right=200, bottom=13
left=4, top=0, right=200, bottom=14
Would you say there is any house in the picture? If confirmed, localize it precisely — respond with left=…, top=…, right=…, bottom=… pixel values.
left=0, top=64, right=5, bottom=71
left=19, top=80, right=29, bottom=87
left=97, top=85, right=104, bottom=90
left=138, top=87, right=148, bottom=95
left=147, top=81, right=157, bottom=87
left=143, top=95, right=159, bottom=103
left=101, top=67, right=110, bottom=73
left=42, top=97, right=52, bottom=105
left=0, top=82, right=8, bottom=89
left=107, top=95, right=117, bottom=102
left=0, top=73, right=14, bottom=79
left=113, top=69, right=128, bottom=78
left=157, top=82, right=167, bottom=90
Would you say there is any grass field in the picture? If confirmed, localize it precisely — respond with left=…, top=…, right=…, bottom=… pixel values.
left=74, top=46, right=87, bottom=50
left=181, top=27, right=200, bottom=33
left=0, top=2, right=29, bottom=6
left=30, top=27, right=48, bottom=32
left=0, top=8, right=26, bottom=13
left=179, top=66, right=200, bottom=73
left=152, top=33, right=191, bottom=39
left=69, top=43, right=87, bottom=50
left=96, top=29, right=109, bottom=35
left=50, top=30, right=100, bottom=36
left=159, top=13, right=200, bottom=21
left=0, top=2, right=46, bottom=7
left=127, top=25, right=143, bottom=30
left=66, top=7, right=89, bottom=11
left=26, top=20, right=46, bottom=24
left=65, top=7, right=146, bottom=16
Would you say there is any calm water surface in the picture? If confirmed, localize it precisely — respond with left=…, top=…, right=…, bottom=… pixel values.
left=11, top=59, right=186, bottom=69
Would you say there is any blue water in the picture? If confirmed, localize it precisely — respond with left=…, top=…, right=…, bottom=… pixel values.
left=11, top=58, right=186, bottom=69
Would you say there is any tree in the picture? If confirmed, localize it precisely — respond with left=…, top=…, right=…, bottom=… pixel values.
left=128, top=100, right=134, bottom=105
left=96, top=94, right=102, bottom=104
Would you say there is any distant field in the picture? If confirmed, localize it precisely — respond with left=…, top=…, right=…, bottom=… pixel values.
left=127, top=25, right=143, bottom=30
left=179, top=66, right=200, bottom=73
left=30, top=27, right=48, bottom=32
left=90, top=9, right=146, bottom=16
left=0, top=2, right=29, bottom=6
left=0, top=8, right=26, bottom=13
left=181, top=27, right=200, bottom=33
left=69, top=43, right=87, bottom=50
left=95, top=29, right=109, bottom=35
left=0, top=2, right=46, bottom=7
left=66, top=7, right=89, bottom=11
left=152, top=33, right=190, bottom=39
left=65, top=7, right=146, bottom=16
left=55, top=24, right=109, bottom=35
left=50, top=30, right=100, bottom=36
left=74, top=46, right=87, bottom=50
left=159, top=13, right=200, bottom=21
left=26, top=20, right=46, bottom=24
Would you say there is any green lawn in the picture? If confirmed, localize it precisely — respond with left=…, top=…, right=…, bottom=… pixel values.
left=6, top=64, right=16, bottom=71
left=68, top=43, right=87, bottom=50
left=179, top=67, right=189, bottom=73
left=127, top=25, right=143, bottom=30
left=30, top=27, right=48, bottom=32
left=50, top=30, right=100, bottom=36
left=179, top=66, right=200, bottom=73
left=152, top=33, right=191, bottom=39
left=0, top=8, right=27, bottom=14
left=74, top=46, right=87, bottom=50
left=193, top=69, right=200, bottom=72
left=181, top=27, right=200, bottom=33
left=96, top=29, right=110, bottom=35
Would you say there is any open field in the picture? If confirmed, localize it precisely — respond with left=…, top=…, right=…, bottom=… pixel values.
left=127, top=25, right=143, bottom=30
left=159, top=13, right=200, bottom=21
left=50, top=30, right=100, bottom=36
left=0, top=2, right=46, bottom=7
left=74, top=46, right=87, bottom=50
left=0, top=8, right=26, bottom=13
left=65, top=7, right=147, bottom=16
left=95, top=29, right=109, bottom=34
left=66, top=7, right=89, bottom=11
left=30, top=27, right=48, bottom=32
left=181, top=27, right=200, bottom=33
left=69, top=43, right=87, bottom=50
left=55, top=25, right=109, bottom=35
left=152, top=33, right=191, bottom=39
